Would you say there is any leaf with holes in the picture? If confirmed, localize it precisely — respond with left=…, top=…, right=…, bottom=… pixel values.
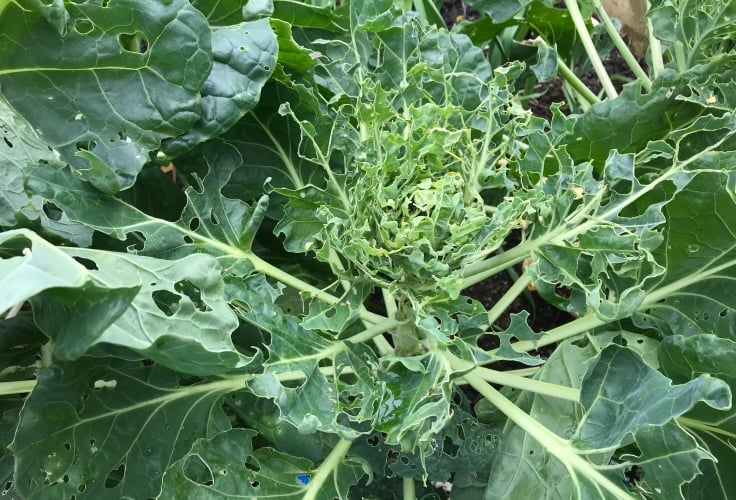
left=10, top=357, right=242, bottom=499
left=0, top=98, right=94, bottom=245
left=161, top=19, right=277, bottom=157
left=161, top=428, right=363, bottom=499
left=0, top=0, right=212, bottom=193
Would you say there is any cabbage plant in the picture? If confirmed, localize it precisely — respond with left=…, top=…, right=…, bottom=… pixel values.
left=1, top=0, right=735, bottom=499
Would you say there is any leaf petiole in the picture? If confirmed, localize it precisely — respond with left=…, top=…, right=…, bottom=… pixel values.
left=562, top=0, right=618, bottom=99
left=302, top=438, right=353, bottom=500
left=0, top=379, right=36, bottom=396
left=458, top=368, right=632, bottom=499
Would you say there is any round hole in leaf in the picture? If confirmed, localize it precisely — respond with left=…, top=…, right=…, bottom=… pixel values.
left=73, top=19, right=94, bottom=35
left=104, top=464, right=125, bottom=489
left=152, top=290, right=180, bottom=317
left=75, top=140, right=96, bottom=152
left=118, top=32, right=148, bottom=53
left=72, top=256, right=98, bottom=271
left=42, top=202, right=63, bottom=222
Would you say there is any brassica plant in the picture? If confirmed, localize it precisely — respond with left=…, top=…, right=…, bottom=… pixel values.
left=1, top=0, right=735, bottom=498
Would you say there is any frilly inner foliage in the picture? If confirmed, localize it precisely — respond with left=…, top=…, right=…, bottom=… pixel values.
left=1, top=0, right=736, bottom=499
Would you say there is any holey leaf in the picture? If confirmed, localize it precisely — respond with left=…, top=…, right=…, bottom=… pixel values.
left=44, top=248, right=254, bottom=375
left=161, top=19, right=278, bottom=157
left=634, top=171, right=736, bottom=340
left=0, top=98, right=94, bottom=246
left=24, top=141, right=268, bottom=259
left=576, top=346, right=730, bottom=452
left=659, top=334, right=736, bottom=498
left=161, top=428, right=363, bottom=499
left=0, top=0, right=212, bottom=193
left=10, top=358, right=243, bottom=499
left=279, top=15, right=532, bottom=306
left=0, top=229, right=254, bottom=375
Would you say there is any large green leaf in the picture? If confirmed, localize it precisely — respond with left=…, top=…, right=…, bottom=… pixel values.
left=478, top=339, right=596, bottom=499
left=564, top=61, right=736, bottom=164
left=0, top=229, right=135, bottom=319
left=10, top=358, right=242, bottom=499
left=0, top=0, right=212, bottom=193
left=24, top=141, right=268, bottom=259
left=659, top=334, right=736, bottom=499
left=0, top=229, right=254, bottom=374
left=161, top=19, right=278, bottom=157
left=0, top=99, right=94, bottom=245
left=483, top=342, right=732, bottom=499
left=161, top=428, right=362, bottom=499
left=576, top=345, right=730, bottom=451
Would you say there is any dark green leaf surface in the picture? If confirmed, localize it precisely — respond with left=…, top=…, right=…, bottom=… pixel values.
left=161, top=428, right=362, bottom=499
left=10, top=358, right=241, bottom=499
left=0, top=99, right=94, bottom=245
left=0, top=0, right=213, bottom=192
left=161, top=20, right=277, bottom=157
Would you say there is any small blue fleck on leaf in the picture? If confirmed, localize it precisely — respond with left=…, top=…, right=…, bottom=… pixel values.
left=296, top=474, right=310, bottom=485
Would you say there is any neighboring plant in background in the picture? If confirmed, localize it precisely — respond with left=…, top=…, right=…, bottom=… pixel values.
left=0, top=1, right=735, bottom=500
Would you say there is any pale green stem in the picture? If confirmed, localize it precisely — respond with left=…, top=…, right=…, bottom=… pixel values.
left=248, top=253, right=388, bottom=325
left=411, top=0, right=428, bottom=21
left=678, top=417, right=736, bottom=440
left=506, top=366, right=542, bottom=377
left=303, top=439, right=353, bottom=500
left=459, top=369, right=632, bottom=500
left=487, top=273, right=532, bottom=326
left=370, top=330, right=395, bottom=356
left=557, top=56, right=600, bottom=105
left=593, top=1, right=652, bottom=91
left=0, top=379, right=37, bottom=396
left=382, top=288, right=398, bottom=319
left=265, top=318, right=404, bottom=369
left=505, top=254, right=736, bottom=356
left=448, top=354, right=579, bottom=401
left=562, top=0, right=618, bottom=99
left=503, top=312, right=605, bottom=354
left=572, top=89, right=592, bottom=112
left=41, top=341, right=53, bottom=368
left=462, top=188, right=606, bottom=285
left=674, top=42, right=687, bottom=72
left=403, top=477, right=416, bottom=500
left=646, top=3, right=664, bottom=77
left=275, top=365, right=345, bottom=382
